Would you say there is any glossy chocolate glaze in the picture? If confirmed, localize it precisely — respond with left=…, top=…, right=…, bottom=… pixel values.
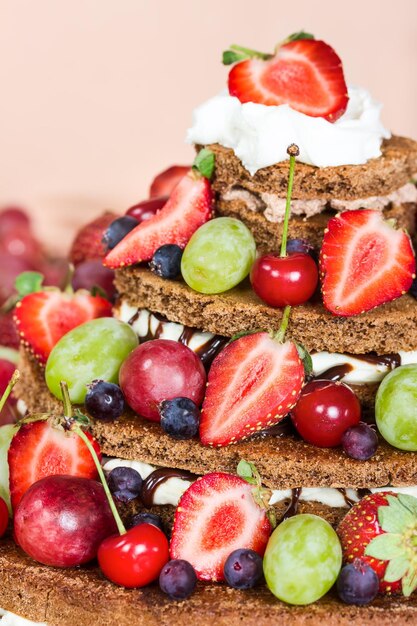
left=279, top=488, right=302, bottom=523
left=141, top=468, right=196, bottom=508
left=317, top=363, right=354, bottom=382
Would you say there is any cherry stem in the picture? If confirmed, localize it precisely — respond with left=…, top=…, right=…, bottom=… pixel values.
left=274, top=305, right=292, bottom=342
left=59, top=381, right=127, bottom=537
left=0, top=370, right=19, bottom=414
left=279, top=144, right=299, bottom=258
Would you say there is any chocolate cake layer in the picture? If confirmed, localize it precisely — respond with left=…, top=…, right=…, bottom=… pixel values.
left=114, top=268, right=417, bottom=354
left=205, top=136, right=417, bottom=199
left=215, top=199, right=417, bottom=251
left=16, top=351, right=417, bottom=491
left=1, top=537, right=417, bottom=626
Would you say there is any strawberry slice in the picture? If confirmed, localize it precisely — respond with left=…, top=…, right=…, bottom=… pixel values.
left=104, top=172, right=213, bottom=268
left=200, top=332, right=304, bottom=447
left=8, top=420, right=101, bottom=510
left=149, top=165, right=190, bottom=198
left=170, top=472, right=271, bottom=581
left=228, top=39, right=348, bottom=121
left=320, top=209, right=416, bottom=316
left=14, top=290, right=112, bottom=364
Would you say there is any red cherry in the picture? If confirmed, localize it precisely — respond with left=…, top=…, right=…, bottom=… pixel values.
left=98, top=523, right=169, bottom=588
left=250, top=252, right=318, bottom=307
left=290, top=379, right=361, bottom=447
left=126, top=196, right=168, bottom=223
left=0, top=496, right=9, bottom=537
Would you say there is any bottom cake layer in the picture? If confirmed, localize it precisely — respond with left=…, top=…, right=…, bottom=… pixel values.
left=1, top=537, right=417, bottom=626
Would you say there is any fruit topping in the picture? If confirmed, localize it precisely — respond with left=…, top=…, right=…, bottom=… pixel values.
left=375, top=364, right=417, bottom=451
left=128, top=512, right=165, bottom=534
left=14, top=286, right=112, bottom=364
left=102, top=216, right=140, bottom=250
left=45, top=317, right=138, bottom=404
left=71, top=259, right=116, bottom=301
left=159, top=397, right=200, bottom=440
left=13, top=475, right=117, bottom=567
left=85, top=380, right=125, bottom=422
left=224, top=33, right=348, bottom=121
left=0, top=358, right=18, bottom=426
left=107, top=466, right=142, bottom=503
left=263, top=513, right=342, bottom=604
left=150, top=166, right=190, bottom=198
left=181, top=216, right=256, bottom=294
left=150, top=244, right=183, bottom=279
left=250, top=145, right=318, bottom=307
left=69, top=211, right=118, bottom=265
left=320, top=209, right=416, bottom=316
left=223, top=548, right=263, bottom=590
left=159, top=559, right=197, bottom=600
left=170, top=472, right=271, bottom=582
left=0, top=495, right=8, bottom=538
left=126, top=196, right=168, bottom=222
left=341, top=422, right=378, bottom=460
left=104, top=151, right=214, bottom=269
left=119, top=340, right=206, bottom=422
left=290, top=379, right=361, bottom=448
left=337, top=559, right=379, bottom=605
left=0, top=310, right=20, bottom=349
left=338, top=492, right=417, bottom=596
left=200, top=307, right=304, bottom=446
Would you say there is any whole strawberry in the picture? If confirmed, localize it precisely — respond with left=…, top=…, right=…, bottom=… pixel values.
left=338, top=492, right=417, bottom=596
left=69, top=211, right=118, bottom=265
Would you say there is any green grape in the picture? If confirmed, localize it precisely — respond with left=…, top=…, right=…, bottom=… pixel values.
left=181, top=217, right=256, bottom=294
left=0, top=424, right=15, bottom=513
left=45, top=318, right=138, bottom=404
left=375, top=364, right=417, bottom=450
left=263, top=514, right=342, bottom=605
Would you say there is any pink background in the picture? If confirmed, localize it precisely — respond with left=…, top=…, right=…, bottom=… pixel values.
left=0, top=0, right=416, bottom=252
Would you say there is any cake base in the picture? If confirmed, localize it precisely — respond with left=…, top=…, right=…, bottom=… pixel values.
left=1, top=537, right=417, bottom=626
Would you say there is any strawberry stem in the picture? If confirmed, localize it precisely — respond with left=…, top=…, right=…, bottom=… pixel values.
left=274, top=306, right=292, bottom=342
left=0, top=369, right=19, bottom=414
left=59, top=381, right=127, bottom=536
left=229, top=44, right=271, bottom=59
left=279, top=144, right=299, bottom=258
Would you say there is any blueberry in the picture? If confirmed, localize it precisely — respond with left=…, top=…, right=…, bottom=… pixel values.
left=149, top=244, right=183, bottom=279
left=107, top=466, right=143, bottom=503
left=159, top=559, right=197, bottom=600
left=286, top=238, right=315, bottom=257
left=128, top=511, right=165, bottom=533
left=85, top=380, right=125, bottom=421
left=342, top=422, right=378, bottom=460
left=102, top=216, right=139, bottom=250
left=159, top=397, right=200, bottom=440
left=337, top=559, right=379, bottom=605
left=223, top=549, right=263, bottom=590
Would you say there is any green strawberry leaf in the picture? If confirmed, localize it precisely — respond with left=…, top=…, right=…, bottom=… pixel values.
left=402, top=566, right=417, bottom=597
left=193, top=148, right=215, bottom=180
left=378, top=495, right=416, bottom=533
left=365, top=533, right=404, bottom=560
left=237, top=459, right=254, bottom=480
left=222, top=44, right=272, bottom=66
left=15, top=271, right=44, bottom=298
left=284, top=31, right=315, bottom=43
left=397, top=493, right=417, bottom=516
left=384, top=555, right=410, bottom=583
left=295, top=342, right=312, bottom=376
left=222, top=50, right=249, bottom=65
left=74, top=409, right=91, bottom=427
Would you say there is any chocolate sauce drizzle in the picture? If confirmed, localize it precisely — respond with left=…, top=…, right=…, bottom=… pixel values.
left=279, top=488, right=302, bottom=524
left=317, top=364, right=354, bottom=382
left=315, top=352, right=402, bottom=382
left=140, top=468, right=196, bottom=508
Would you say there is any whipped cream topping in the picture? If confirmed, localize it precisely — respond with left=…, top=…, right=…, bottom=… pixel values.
left=187, top=86, right=391, bottom=174
left=0, top=610, right=46, bottom=626
left=223, top=182, right=417, bottom=223
left=104, top=457, right=417, bottom=510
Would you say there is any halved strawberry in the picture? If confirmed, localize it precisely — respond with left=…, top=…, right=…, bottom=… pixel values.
left=8, top=420, right=101, bottom=510
left=320, top=209, right=416, bottom=316
left=69, top=211, right=118, bottom=265
left=200, top=332, right=304, bottom=447
left=149, top=165, right=190, bottom=198
left=104, top=172, right=213, bottom=268
left=14, top=290, right=112, bottom=364
left=170, top=472, right=271, bottom=581
left=227, top=38, right=348, bottom=121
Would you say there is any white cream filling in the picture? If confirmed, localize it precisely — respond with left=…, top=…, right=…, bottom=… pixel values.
left=0, top=610, right=46, bottom=626
left=187, top=86, right=391, bottom=174
left=104, top=457, right=417, bottom=509
left=116, top=304, right=417, bottom=385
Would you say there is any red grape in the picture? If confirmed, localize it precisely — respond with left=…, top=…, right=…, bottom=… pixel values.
left=126, top=196, right=167, bottom=223
left=251, top=252, right=318, bottom=307
left=119, top=339, right=206, bottom=422
left=98, top=523, right=169, bottom=588
left=72, top=259, right=116, bottom=301
left=0, top=227, right=43, bottom=265
left=39, top=257, right=70, bottom=289
left=0, top=496, right=8, bottom=538
left=291, top=379, right=361, bottom=447
left=14, top=475, right=117, bottom=567
left=0, top=207, right=30, bottom=233
left=0, top=311, right=20, bottom=349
